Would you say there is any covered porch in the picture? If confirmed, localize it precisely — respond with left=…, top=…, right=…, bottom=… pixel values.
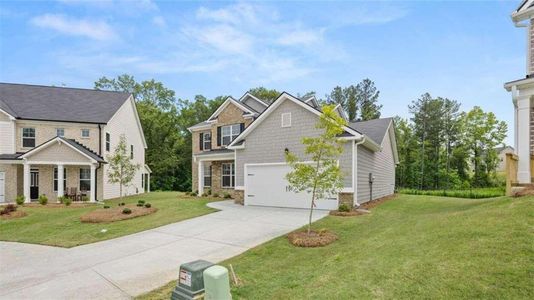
left=193, top=149, right=240, bottom=198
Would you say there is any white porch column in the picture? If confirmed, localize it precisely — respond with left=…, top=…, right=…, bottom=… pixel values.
left=197, top=160, right=204, bottom=195
left=516, top=96, right=532, bottom=184
left=57, top=164, right=64, bottom=200
left=90, top=164, right=96, bottom=202
left=23, top=161, right=30, bottom=203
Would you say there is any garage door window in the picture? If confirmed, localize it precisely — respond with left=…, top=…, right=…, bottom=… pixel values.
left=222, top=163, right=235, bottom=188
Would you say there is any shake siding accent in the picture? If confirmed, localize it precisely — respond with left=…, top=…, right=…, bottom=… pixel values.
left=235, top=100, right=352, bottom=187
left=357, top=127, right=396, bottom=203
left=0, top=112, right=15, bottom=154
left=103, top=98, right=146, bottom=199
left=26, top=143, right=89, bottom=162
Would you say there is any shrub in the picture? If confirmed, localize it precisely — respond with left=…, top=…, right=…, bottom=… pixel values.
left=201, top=193, right=208, bottom=197
left=38, top=194, right=48, bottom=205
left=0, top=204, right=17, bottom=215
left=15, top=195, right=25, bottom=205
left=338, top=203, right=350, bottom=212
left=81, top=196, right=89, bottom=202
left=122, top=208, right=132, bottom=214
left=207, top=189, right=212, bottom=195
left=119, top=202, right=125, bottom=206
left=185, top=191, right=191, bottom=196
left=138, top=200, right=145, bottom=205
left=190, top=192, right=198, bottom=196
left=212, top=192, right=219, bottom=198
left=136, top=203, right=144, bottom=207
left=223, top=192, right=232, bottom=199
left=144, top=203, right=151, bottom=208
left=63, top=197, right=72, bottom=207
left=104, top=205, right=110, bottom=209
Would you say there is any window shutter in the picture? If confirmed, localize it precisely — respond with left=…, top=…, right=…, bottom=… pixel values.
left=217, top=126, right=221, bottom=146
left=240, top=123, right=245, bottom=133
left=199, top=133, right=204, bottom=151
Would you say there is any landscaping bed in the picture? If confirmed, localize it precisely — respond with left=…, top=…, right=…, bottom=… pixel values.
left=287, top=229, right=337, bottom=247
left=80, top=205, right=157, bottom=223
left=398, top=187, right=505, bottom=198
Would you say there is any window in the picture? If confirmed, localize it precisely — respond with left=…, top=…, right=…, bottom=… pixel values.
left=141, top=173, right=144, bottom=189
left=79, top=169, right=91, bottom=191
left=105, top=133, right=110, bottom=151
left=22, top=128, right=35, bottom=148
left=56, top=128, right=65, bottom=137
left=203, top=132, right=212, bottom=150
left=221, top=124, right=241, bottom=146
left=203, top=164, right=212, bottom=187
left=221, top=163, right=235, bottom=188
left=53, top=168, right=67, bottom=192
left=130, top=145, right=134, bottom=159
left=81, top=129, right=90, bottom=138
left=281, top=113, right=292, bottom=127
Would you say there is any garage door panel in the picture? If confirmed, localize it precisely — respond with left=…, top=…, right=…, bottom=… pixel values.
left=245, top=164, right=338, bottom=210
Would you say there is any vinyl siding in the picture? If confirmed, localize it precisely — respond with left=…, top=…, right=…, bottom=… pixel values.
left=242, top=98, right=266, bottom=113
left=0, top=111, right=15, bottom=154
left=235, top=99, right=353, bottom=188
left=26, top=143, right=89, bottom=163
left=357, top=126, right=396, bottom=203
left=102, top=98, right=146, bottom=199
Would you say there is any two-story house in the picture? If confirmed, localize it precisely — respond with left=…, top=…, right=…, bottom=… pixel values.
left=504, top=0, right=534, bottom=186
left=0, top=83, right=151, bottom=203
left=189, top=92, right=398, bottom=210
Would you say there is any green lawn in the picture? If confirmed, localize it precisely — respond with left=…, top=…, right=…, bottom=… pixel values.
left=398, top=187, right=505, bottom=198
left=0, top=192, right=219, bottom=247
left=140, top=194, right=533, bottom=300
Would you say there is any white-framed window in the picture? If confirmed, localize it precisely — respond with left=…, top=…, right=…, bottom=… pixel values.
left=56, top=128, right=65, bottom=137
left=204, top=164, right=212, bottom=187
left=22, top=128, right=35, bottom=148
left=281, top=112, right=292, bottom=127
left=203, top=132, right=212, bottom=150
left=130, top=145, right=134, bottom=159
left=79, top=168, right=91, bottom=191
left=53, top=167, right=67, bottom=192
left=81, top=129, right=90, bottom=138
left=221, top=124, right=241, bottom=146
left=105, top=133, right=110, bottom=151
left=221, top=163, right=235, bottom=188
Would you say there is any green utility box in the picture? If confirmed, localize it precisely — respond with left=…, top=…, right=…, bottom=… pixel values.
left=171, top=260, right=214, bottom=300
left=203, top=265, right=232, bottom=300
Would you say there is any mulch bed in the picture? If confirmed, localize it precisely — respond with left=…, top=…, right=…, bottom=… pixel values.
left=80, top=205, right=157, bottom=223
left=329, top=209, right=368, bottom=217
left=359, top=194, right=398, bottom=210
left=0, top=210, right=27, bottom=220
left=287, top=230, right=338, bottom=247
left=25, top=202, right=95, bottom=208
left=514, top=186, right=534, bottom=197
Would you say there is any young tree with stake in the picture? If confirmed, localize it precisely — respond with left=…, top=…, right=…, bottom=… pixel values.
left=107, top=135, right=140, bottom=199
left=285, top=105, right=347, bottom=235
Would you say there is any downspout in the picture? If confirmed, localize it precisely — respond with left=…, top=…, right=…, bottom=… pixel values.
left=353, top=137, right=366, bottom=207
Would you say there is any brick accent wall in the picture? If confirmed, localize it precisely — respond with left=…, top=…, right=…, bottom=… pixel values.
left=0, top=164, right=18, bottom=202
left=530, top=20, right=534, bottom=75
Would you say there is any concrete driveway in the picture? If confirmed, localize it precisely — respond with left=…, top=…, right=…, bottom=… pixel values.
left=0, top=201, right=328, bottom=299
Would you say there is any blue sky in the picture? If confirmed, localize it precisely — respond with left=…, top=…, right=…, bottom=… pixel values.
left=0, top=0, right=524, bottom=145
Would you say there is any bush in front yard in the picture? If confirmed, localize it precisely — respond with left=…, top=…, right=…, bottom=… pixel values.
left=104, top=205, right=110, bottom=209
left=207, top=189, right=212, bottom=195
left=223, top=192, right=232, bottom=199
left=81, top=196, right=89, bottom=202
left=185, top=191, right=191, bottom=196
left=137, top=203, right=144, bottom=207
left=212, top=192, right=219, bottom=198
left=144, top=203, right=151, bottom=208
left=15, top=195, right=25, bottom=205
left=190, top=192, right=197, bottom=196
left=122, top=208, right=132, bottom=214
left=138, top=200, right=145, bottom=205
left=201, top=192, right=208, bottom=197
left=338, top=203, right=350, bottom=212
left=59, top=196, right=72, bottom=206
left=38, top=194, right=48, bottom=205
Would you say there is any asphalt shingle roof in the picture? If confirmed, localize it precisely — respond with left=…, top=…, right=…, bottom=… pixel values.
left=0, top=83, right=131, bottom=123
left=348, top=118, right=393, bottom=145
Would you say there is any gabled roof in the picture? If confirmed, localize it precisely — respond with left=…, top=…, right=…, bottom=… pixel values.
left=0, top=83, right=131, bottom=124
left=20, top=136, right=105, bottom=163
left=303, top=96, right=320, bottom=109
left=349, top=118, right=393, bottom=145
left=239, top=92, right=268, bottom=113
left=206, top=96, right=256, bottom=122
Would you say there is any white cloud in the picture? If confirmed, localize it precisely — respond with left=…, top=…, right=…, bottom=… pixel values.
left=277, top=28, right=324, bottom=46
left=152, top=16, right=166, bottom=27
left=196, top=3, right=259, bottom=25
left=31, top=14, right=116, bottom=41
left=183, top=24, right=253, bottom=55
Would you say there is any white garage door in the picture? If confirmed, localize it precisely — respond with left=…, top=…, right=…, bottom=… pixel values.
left=245, top=164, right=338, bottom=210
left=0, top=172, right=5, bottom=202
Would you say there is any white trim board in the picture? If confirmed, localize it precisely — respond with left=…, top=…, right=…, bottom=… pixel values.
left=19, top=137, right=98, bottom=164
left=207, top=97, right=256, bottom=122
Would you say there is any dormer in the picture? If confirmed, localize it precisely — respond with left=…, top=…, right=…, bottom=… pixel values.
left=302, top=95, right=320, bottom=109
left=512, top=0, right=534, bottom=76
left=238, top=92, right=269, bottom=113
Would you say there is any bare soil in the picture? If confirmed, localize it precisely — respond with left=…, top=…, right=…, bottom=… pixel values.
left=0, top=210, right=28, bottom=220
left=514, top=186, right=534, bottom=197
left=360, top=194, right=398, bottom=209
left=287, top=230, right=338, bottom=247
left=329, top=210, right=367, bottom=217
left=80, top=205, right=157, bottom=223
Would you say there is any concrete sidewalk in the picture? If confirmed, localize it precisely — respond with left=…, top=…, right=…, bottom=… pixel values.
left=0, top=201, right=328, bottom=299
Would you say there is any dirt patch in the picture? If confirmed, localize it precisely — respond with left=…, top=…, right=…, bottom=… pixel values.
left=0, top=210, right=27, bottom=220
left=329, top=209, right=368, bottom=217
left=287, top=230, right=338, bottom=247
left=26, top=203, right=95, bottom=208
left=80, top=205, right=157, bottom=223
left=514, top=186, right=534, bottom=197
left=360, top=194, right=398, bottom=210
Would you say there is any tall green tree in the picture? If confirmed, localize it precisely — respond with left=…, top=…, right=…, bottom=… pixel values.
left=285, top=105, right=346, bottom=234
left=356, top=79, right=382, bottom=121
left=107, top=135, right=140, bottom=198
left=248, top=87, right=280, bottom=104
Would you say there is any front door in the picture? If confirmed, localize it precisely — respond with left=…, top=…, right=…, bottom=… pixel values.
left=30, top=170, right=39, bottom=200
left=0, top=171, right=5, bottom=202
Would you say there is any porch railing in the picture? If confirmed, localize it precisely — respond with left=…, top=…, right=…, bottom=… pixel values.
left=505, top=153, right=518, bottom=196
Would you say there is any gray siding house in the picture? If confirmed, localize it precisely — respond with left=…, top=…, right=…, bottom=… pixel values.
left=189, top=92, right=398, bottom=210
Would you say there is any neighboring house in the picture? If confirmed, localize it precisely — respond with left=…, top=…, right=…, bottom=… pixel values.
left=189, top=92, right=398, bottom=210
left=504, top=0, right=534, bottom=184
left=0, top=83, right=151, bottom=203
left=495, top=146, right=515, bottom=172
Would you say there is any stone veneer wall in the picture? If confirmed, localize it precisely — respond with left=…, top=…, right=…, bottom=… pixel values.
left=193, top=160, right=243, bottom=202
left=0, top=164, right=18, bottom=202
